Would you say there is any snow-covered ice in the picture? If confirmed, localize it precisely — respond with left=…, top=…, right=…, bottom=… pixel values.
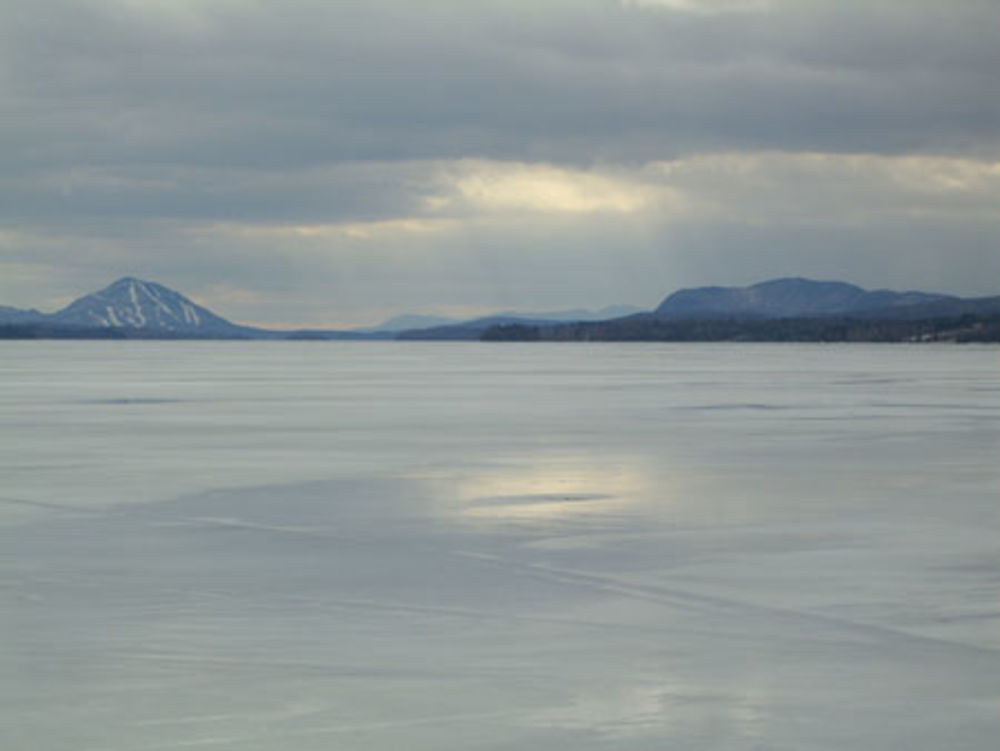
left=1, top=342, right=998, bottom=750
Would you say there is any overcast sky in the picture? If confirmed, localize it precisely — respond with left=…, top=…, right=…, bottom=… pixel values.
left=2, top=0, right=998, bottom=327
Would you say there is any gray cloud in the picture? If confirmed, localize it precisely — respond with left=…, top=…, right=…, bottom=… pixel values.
left=4, top=0, right=996, bottom=175
left=1, top=0, right=997, bottom=322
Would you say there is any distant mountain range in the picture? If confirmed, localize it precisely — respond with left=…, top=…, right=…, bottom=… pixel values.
left=0, top=277, right=644, bottom=339
left=406, top=278, right=1000, bottom=341
left=357, top=304, right=644, bottom=333
left=2, top=276, right=998, bottom=341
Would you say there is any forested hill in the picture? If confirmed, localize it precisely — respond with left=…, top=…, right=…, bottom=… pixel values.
left=481, top=313, right=1000, bottom=343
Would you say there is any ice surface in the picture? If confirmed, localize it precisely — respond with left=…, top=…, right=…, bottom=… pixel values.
left=1, top=342, right=998, bottom=749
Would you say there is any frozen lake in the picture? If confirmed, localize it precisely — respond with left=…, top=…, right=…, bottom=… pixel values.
left=2, top=342, right=999, bottom=750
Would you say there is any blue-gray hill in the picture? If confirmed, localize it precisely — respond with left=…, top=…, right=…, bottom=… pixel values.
left=654, top=277, right=955, bottom=319
left=0, top=305, right=46, bottom=324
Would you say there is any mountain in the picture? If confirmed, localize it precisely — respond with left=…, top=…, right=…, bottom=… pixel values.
left=591, top=304, right=646, bottom=319
left=361, top=305, right=644, bottom=333
left=491, top=305, right=645, bottom=322
left=654, top=278, right=955, bottom=319
left=0, top=305, right=46, bottom=324
left=360, top=314, right=459, bottom=333
left=48, top=277, right=264, bottom=337
left=397, top=315, right=551, bottom=340
left=393, top=305, right=647, bottom=340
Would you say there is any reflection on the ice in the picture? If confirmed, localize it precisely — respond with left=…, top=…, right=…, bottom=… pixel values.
left=452, top=456, right=651, bottom=523
left=529, top=681, right=680, bottom=738
left=527, top=679, right=768, bottom=743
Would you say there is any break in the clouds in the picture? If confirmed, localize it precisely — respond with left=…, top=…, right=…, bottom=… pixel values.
left=1, top=0, right=998, bottom=325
